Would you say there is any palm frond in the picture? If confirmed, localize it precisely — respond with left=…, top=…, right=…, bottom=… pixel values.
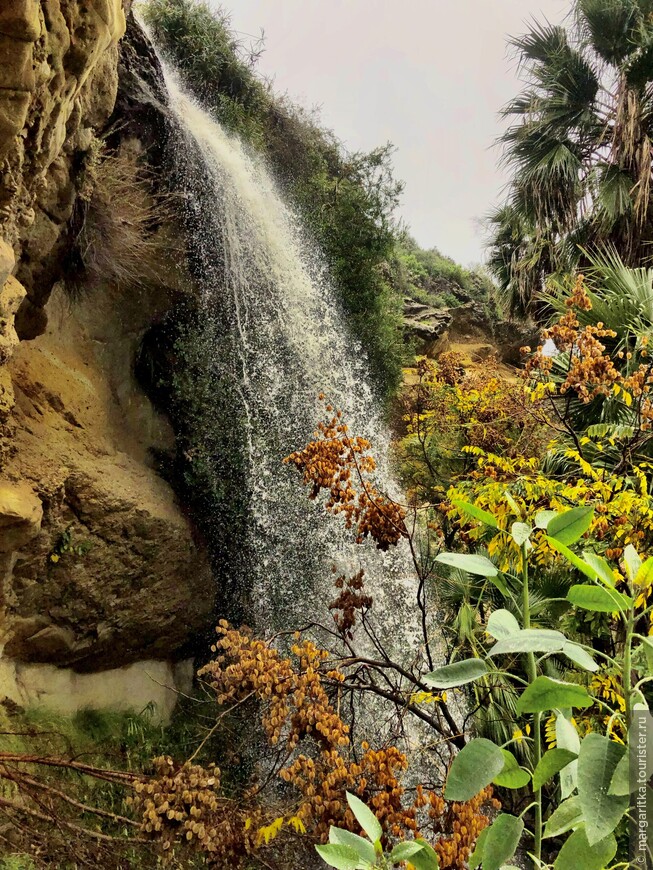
left=577, top=0, right=642, bottom=65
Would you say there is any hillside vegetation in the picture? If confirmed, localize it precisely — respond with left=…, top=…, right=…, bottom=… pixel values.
left=143, top=0, right=497, bottom=397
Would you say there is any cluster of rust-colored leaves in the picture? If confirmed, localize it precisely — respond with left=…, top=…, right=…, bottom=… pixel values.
left=132, top=618, right=496, bottom=868
left=128, top=756, right=260, bottom=864
left=525, top=274, right=653, bottom=423
left=284, top=396, right=407, bottom=550
left=329, top=569, right=373, bottom=640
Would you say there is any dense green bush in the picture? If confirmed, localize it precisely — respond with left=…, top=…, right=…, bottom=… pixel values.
left=143, top=0, right=406, bottom=397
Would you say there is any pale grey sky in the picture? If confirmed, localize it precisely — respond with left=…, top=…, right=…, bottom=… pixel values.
left=222, top=0, right=571, bottom=265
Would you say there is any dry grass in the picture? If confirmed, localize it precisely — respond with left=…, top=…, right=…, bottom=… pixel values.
left=68, top=145, right=174, bottom=295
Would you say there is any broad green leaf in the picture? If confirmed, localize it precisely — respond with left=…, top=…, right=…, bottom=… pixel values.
left=535, top=509, right=557, bottom=529
left=452, top=500, right=497, bottom=529
left=481, top=813, right=524, bottom=870
left=582, top=551, right=616, bottom=587
left=488, top=628, right=567, bottom=656
left=345, top=793, right=382, bottom=845
left=435, top=552, right=498, bottom=577
left=577, top=733, right=628, bottom=845
left=468, top=826, right=488, bottom=870
left=556, top=714, right=580, bottom=799
left=635, top=555, right=653, bottom=588
left=623, top=543, right=642, bottom=583
left=547, top=506, right=594, bottom=545
left=493, top=748, right=531, bottom=789
left=315, top=843, right=361, bottom=870
left=516, top=676, right=592, bottom=715
left=543, top=795, right=584, bottom=839
left=511, top=521, right=532, bottom=546
left=406, top=839, right=440, bottom=870
left=561, top=641, right=599, bottom=672
left=329, top=829, right=376, bottom=865
left=423, top=658, right=488, bottom=689
left=389, top=841, right=424, bottom=862
left=553, top=828, right=617, bottom=870
left=444, top=738, right=505, bottom=802
left=486, top=608, right=520, bottom=640
left=532, top=748, right=578, bottom=791
left=608, top=750, right=632, bottom=796
left=567, top=584, right=633, bottom=613
left=545, top=537, right=598, bottom=580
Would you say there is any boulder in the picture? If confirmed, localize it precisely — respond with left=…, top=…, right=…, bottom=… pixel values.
left=0, top=480, right=42, bottom=551
left=403, top=298, right=452, bottom=351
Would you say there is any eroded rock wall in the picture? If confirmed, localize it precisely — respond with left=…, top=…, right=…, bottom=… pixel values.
left=0, top=4, right=216, bottom=700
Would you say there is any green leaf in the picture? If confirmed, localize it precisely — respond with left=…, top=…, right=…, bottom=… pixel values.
left=511, top=521, right=532, bottom=546
left=480, top=814, right=524, bottom=870
left=504, top=490, right=522, bottom=517
left=407, top=839, right=440, bottom=870
left=561, top=641, right=599, bottom=672
left=345, top=793, right=382, bottom=845
left=468, top=826, right=488, bottom=870
left=577, top=733, right=628, bottom=845
left=452, top=500, right=498, bottom=529
left=543, top=795, right=584, bottom=839
left=556, top=714, right=580, bottom=799
left=642, top=637, right=653, bottom=674
left=486, top=608, right=520, bottom=640
left=582, top=551, right=616, bottom=587
left=623, top=544, right=642, bottom=584
left=608, top=751, right=632, bottom=796
left=553, top=828, right=617, bottom=870
left=567, top=584, right=633, bottom=613
left=635, top=555, right=653, bottom=588
left=444, top=738, right=505, bottom=802
left=435, top=552, right=498, bottom=577
left=488, top=572, right=510, bottom=598
left=547, top=506, right=594, bottom=545
left=546, top=537, right=598, bottom=580
left=532, top=748, right=578, bottom=791
left=315, top=843, right=361, bottom=870
left=423, top=659, right=489, bottom=690
left=488, top=628, right=567, bottom=656
left=535, top=509, right=557, bottom=529
left=329, top=829, right=376, bottom=865
left=493, top=748, right=531, bottom=789
left=389, top=841, right=425, bottom=863
left=516, top=676, right=592, bottom=715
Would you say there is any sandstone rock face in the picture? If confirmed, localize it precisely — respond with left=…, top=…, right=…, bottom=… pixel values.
left=0, top=13, right=217, bottom=685
left=403, top=298, right=452, bottom=354
left=1, top=280, right=215, bottom=672
left=0, top=0, right=127, bottom=331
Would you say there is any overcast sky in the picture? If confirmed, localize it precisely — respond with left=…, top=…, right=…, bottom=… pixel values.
left=219, top=0, right=571, bottom=266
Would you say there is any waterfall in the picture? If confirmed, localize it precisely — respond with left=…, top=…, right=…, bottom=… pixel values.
left=155, top=62, right=421, bottom=686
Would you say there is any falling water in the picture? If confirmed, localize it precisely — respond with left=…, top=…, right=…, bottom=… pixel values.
left=156, top=63, right=423, bottom=691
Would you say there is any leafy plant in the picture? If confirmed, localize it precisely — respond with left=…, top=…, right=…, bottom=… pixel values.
left=316, top=792, right=440, bottom=869
left=430, top=501, right=651, bottom=868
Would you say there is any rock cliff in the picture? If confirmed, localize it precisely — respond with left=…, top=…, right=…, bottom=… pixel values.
left=0, top=2, right=215, bottom=713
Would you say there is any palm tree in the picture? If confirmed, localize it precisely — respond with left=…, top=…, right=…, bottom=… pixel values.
left=489, top=0, right=653, bottom=317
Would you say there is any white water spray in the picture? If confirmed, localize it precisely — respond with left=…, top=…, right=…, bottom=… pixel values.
left=158, top=65, right=423, bottom=681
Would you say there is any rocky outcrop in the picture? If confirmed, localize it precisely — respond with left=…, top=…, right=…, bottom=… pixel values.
left=0, top=0, right=128, bottom=332
left=404, top=296, right=539, bottom=366
left=403, top=298, right=452, bottom=353
left=0, top=7, right=216, bottom=691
